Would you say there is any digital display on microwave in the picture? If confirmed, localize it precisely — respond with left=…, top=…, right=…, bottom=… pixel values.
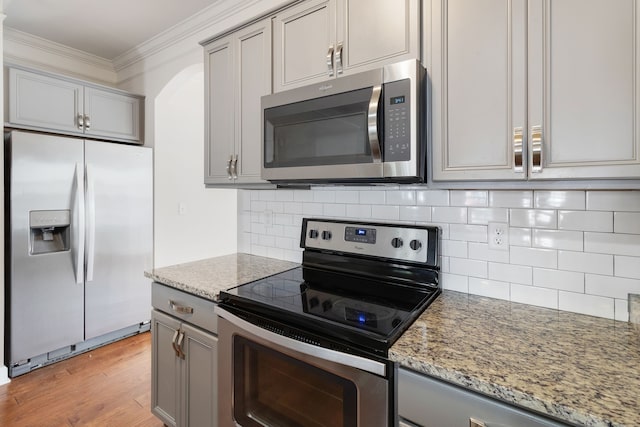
left=356, top=228, right=367, bottom=236
left=390, top=95, right=406, bottom=105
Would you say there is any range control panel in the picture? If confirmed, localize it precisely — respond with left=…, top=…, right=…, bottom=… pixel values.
left=302, top=218, right=438, bottom=266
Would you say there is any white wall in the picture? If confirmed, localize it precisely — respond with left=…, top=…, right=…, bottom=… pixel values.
left=239, top=187, right=640, bottom=322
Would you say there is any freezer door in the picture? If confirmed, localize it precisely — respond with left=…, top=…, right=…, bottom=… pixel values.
left=84, top=140, right=152, bottom=339
left=7, top=131, right=85, bottom=363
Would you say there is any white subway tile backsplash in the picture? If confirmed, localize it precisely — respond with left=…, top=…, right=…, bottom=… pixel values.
left=450, top=190, right=488, bottom=207
left=534, top=191, right=585, bottom=210
left=371, top=205, right=400, bottom=220
left=559, top=291, right=615, bottom=319
left=511, top=284, right=558, bottom=310
left=509, top=227, right=532, bottom=247
left=586, top=190, right=640, bottom=212
left=558, top=251, right=613, bottom=275
left=615, top=255, right=640, bottom=279
left=399, top=206, right=431, bottom=222
left=359, top=190, right=386, bottom=205
left=450, top=224, right=487, bottom=243
left=510, top=209, right=557, bottom=229
left=558, top=210, right=613, bottom=232
left=488, top=262, right=532, bottom=285
left=585, top=274, right=640, bottom=300
left=450, top=257, right=487, bottom=278
left=585, top=232, right=640, bottom=257
left=469, top=278, right=510, bottom=300
left=335, top=190, right=359, bottom=204
left=489, top=190, right=533, bottom=208
left=441, top=240, right=468, bottom=258
left=243, top=187, right=640, bottom=321
left=387, top=190, right=416, bottom=205
left=345, top=204, right=372, bottom=219
left=510, top=246, right=557, bottom=268
left=416, top=190, right=450, bottom=206
left=533, top=268, right=584, bottom=293
left=441, top=273, right=469, bottom=293
left=614, top=299, right=629, bottom=322
left=432, top=207, right=467, bottom=224
left=468, top=208, right=509, bottom=225
left=468, top=243, right=510, bottom=263
left=614, top=212, right=640, bottom=234
left=532, top=229, right=583, bottom=251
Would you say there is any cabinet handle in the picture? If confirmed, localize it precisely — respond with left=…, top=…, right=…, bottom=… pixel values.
left=513, top=127, right=524, bottom=173
left=176, top=331, right=186, bottom=359
left=231, top=155, right=238, bottom=179
left=368, top=85, right=383, bottom=163
left=336, top=42, right=344, bottom=75
left=326, top=45, right=335, bottom=77
left=531, top=125, right=543, bottom=173
left=469, top=418, right=486, bottom=427
left=226, top=155, right=233, bottom=180
left=171, top=330, right=181, bottom=358
left=169, top=300, right=194, bottom=315
left=77, top=114, right=85, bottom=130
left=84, top=115, right=91, bottom=130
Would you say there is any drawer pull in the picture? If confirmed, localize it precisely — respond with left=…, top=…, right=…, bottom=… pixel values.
left=169, top=300, right=194, bottom=314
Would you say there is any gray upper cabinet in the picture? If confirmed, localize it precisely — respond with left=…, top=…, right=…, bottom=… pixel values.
left=430, top=0, right=640, bottom=181
left=203, top=18, right=272, bottom=186
left=7, top=67, right=143, bottom=144
left=273, top=0, right=420, bottom=92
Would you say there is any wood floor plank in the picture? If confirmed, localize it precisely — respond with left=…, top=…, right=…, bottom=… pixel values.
left=0, top=332, right=164, bottom=427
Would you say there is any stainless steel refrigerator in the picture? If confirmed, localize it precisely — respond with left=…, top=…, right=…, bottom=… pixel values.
left=5, top=130, right=153, bottom=376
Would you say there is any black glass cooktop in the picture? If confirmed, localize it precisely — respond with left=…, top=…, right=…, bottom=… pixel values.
left=219, top=265, right=439, bottom=355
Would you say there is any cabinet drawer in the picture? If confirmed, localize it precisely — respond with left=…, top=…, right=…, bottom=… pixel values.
left=152, top=282, right=218, bottom=334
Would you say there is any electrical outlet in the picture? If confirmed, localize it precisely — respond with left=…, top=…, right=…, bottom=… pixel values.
left=488, top=222, right=509, bottom=251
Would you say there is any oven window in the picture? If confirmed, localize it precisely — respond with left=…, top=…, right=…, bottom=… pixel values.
left=233, top=336, right=357, bottom=427
left=264, top=87, right=375, bottom=168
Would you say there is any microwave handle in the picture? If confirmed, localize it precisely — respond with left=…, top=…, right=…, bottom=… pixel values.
left=368, top=85, right=383, bottom=163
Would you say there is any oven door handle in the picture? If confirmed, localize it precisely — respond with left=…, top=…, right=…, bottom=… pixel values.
left=215, top=306, right=386, bottom=377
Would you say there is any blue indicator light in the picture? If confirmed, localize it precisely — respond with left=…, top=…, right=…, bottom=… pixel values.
left=358, top=314, right=366, bottom=323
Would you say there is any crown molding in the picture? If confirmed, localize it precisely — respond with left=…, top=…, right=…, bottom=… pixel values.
left=4, top=27, right=115, bottom=72
left=112, top=0, right=264, bottom=72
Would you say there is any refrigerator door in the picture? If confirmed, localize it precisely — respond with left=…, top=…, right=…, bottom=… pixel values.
left=84, top=140, right=152, bottom=339
left=8, top=131, right=85, bottom=362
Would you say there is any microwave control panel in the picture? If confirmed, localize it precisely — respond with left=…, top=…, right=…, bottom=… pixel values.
left=384, top=78, right=411, bottom=162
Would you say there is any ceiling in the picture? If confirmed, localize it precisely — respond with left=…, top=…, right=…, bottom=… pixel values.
left=3, top=0, right=221, bottom=60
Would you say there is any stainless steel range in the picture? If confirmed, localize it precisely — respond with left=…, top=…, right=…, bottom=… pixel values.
left=216, top=218, right=440, bottom=427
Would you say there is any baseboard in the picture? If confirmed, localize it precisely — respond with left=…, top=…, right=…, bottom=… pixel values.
left=0, top=365, right=10, bottom=385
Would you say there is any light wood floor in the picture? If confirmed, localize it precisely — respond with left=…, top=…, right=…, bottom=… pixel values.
left=0, top=332, right=164, bottom=427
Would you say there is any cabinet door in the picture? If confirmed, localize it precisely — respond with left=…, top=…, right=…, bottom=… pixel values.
left=8, top=68, right=83, bottom=135
left=430, top=0, right=528, bottom=181
left=528, top=0, right=640, bottom=179
left=151, top=310, right=181, bottom=427
left=182, top=324, right=218, bottom=427
left=336, top=0, right=419, bottom=76
left=84, top=87, right=142, bottom=143
left=273, top=0, right=337, bottom=92
left=235, top=20, right=272, bottom=184
left=204, top=37, right=236, bottom=184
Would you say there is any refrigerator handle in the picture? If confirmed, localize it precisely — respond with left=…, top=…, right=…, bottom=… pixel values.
left=73, top=163, right=85, bottom=284
left=85, top=163, right=96, bottom=282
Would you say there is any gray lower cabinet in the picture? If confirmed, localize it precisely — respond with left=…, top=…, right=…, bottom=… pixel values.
left=151, top=283, right=218, bottom=427
left=398, top=368, right=569, bottom=427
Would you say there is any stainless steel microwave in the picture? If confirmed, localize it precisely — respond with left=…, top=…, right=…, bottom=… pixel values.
left=261, top=59, right=426, bottom=184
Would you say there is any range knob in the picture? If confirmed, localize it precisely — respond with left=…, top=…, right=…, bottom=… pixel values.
left=322, top=300, right=333, bottom=312
left=308, top=297, right=319, bottom=309
left=322, top=230, right=332, bottom=240
left=391, top=237, right=403, bottom=248
left=309, top=229, right=319, bottom=239
left=410, top=239, right=422, bottom=251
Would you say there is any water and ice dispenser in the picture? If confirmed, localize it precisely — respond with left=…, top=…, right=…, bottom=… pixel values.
left=29, top=210, right=70, bottom=255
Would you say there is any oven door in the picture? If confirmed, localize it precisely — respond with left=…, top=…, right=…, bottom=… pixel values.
left=216, top=307, right=390, bottom=427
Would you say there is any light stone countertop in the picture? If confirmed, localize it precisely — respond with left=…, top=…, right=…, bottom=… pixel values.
left=144, top=253, right=299, bottom=300
left=390, top=291, right=640, bottom=427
